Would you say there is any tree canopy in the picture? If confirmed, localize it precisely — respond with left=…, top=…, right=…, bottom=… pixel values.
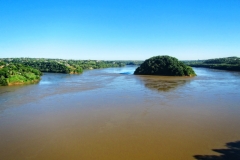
left=0, top=58, right=126, bottom=86
left=183, top=57, right=240, bottom=71
left=0, top=62, right=42, bottom=86
left=134, top=55, right=196, bottom=76
left=0, top=58, right=126, bottom=74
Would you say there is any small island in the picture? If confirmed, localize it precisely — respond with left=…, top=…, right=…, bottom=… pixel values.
left=134, top=55, right=196, bottom=76
left=0, top=62, right=42, bottom=86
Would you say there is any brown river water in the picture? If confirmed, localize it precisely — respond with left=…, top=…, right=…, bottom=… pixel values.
left=0, top=66, right=240, bottom=160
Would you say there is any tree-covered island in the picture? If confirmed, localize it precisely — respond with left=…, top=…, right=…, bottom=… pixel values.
left=134, top=55, right=196, bottom=76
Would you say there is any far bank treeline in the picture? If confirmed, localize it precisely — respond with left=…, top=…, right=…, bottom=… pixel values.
left=0, top=58, right=142, bottom=86
left=1, top=58, right=127, bottom=74
left=183, top=57, right=240, bottom=71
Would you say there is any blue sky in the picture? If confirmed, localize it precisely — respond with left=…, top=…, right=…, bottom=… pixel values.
left=0, top=0, right=239, bottom=60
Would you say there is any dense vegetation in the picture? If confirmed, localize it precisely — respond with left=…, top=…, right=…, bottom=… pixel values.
left=0, top=58, right=128, bottom=86
left=134, top=55, right=196, bottom=76
left=119, top=60, right=143, bottom=65
left=0, top=61, right=42, bottom=86
left=183, top=57, right=240, bottom=71
left=1, top=58, right=125, bottom=74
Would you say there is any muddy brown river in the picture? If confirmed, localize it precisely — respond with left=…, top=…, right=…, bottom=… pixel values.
left=0, top=66, right=240, bottom=160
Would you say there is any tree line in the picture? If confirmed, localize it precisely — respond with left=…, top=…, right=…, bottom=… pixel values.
left=183, top=57, right=240, bottom=71
left=0, top=58, right=127, bottom=86
left=1, top=58, right=127, bottom=74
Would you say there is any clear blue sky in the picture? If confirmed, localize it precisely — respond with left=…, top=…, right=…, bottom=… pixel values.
left=0, top=0, right=239, bottom=60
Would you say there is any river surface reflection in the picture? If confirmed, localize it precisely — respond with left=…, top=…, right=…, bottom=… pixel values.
left=0, top=66, right=240, bottom=160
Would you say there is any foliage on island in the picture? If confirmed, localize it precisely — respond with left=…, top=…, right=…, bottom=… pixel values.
left=0, top=61, right=42, bottom=86
left=0, top=58, right=125, bottom=74
left=183, top=56, right=240, bottom=71
left=134, top=55, right=196, bottom=76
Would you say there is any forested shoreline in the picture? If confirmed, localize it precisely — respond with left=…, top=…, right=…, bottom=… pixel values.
left=1, top=56, right=239, bottom=86
left=1, top=58, right=127, bottom=74
left=183, top=57, right=240, bottom=71
left=0, top=61, right=42, bottom=86
left=0, top=58, right=140, bottom=86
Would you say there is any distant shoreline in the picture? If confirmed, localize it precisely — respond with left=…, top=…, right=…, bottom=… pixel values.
left=190, top=64, right=240, bottom=72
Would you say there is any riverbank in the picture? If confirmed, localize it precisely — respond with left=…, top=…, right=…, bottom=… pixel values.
left=189, top=64, right=240, bottom=71
left=7, top=79, right=41, bottom=86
